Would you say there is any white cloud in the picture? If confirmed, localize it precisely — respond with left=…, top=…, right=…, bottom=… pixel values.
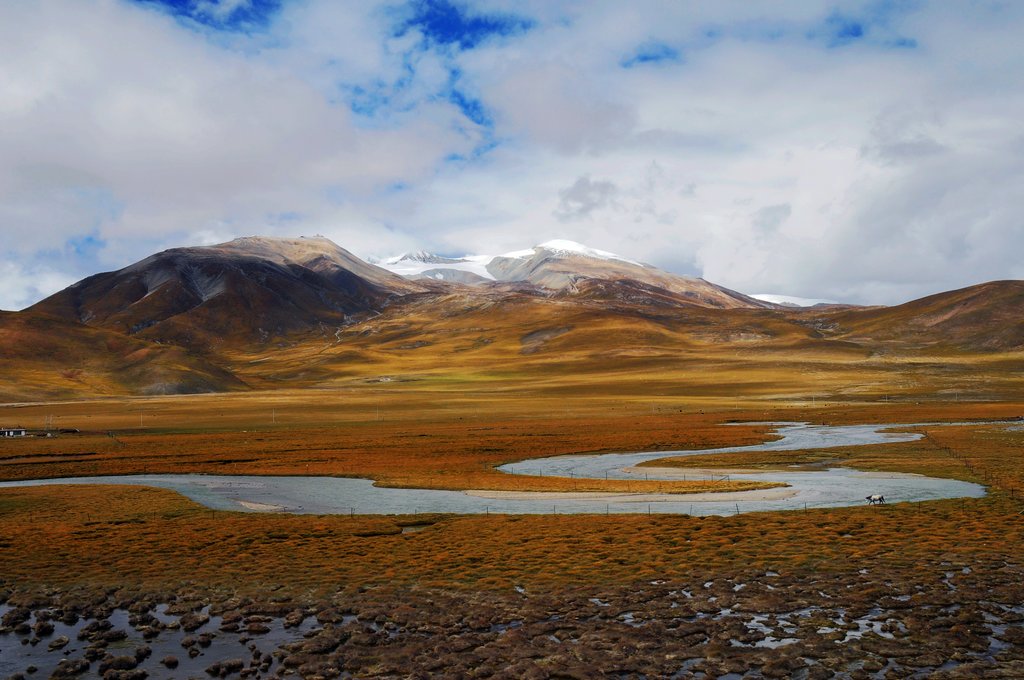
left=0, top=261, right=77, bottom=312
left=2, top=1, right=1024, bottom=307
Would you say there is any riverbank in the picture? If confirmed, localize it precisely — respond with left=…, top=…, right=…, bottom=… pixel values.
left=465, top=487, right=798, bottom=502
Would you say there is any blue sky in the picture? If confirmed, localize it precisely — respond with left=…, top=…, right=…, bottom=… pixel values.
left=2, top=1, right=1024, bottom=309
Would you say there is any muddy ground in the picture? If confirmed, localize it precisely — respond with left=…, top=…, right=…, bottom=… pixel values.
left=3, top=557, right=1024, bottom=679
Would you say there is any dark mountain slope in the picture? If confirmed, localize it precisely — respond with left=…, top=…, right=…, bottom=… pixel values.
left=31, top=236, right=421, bottom=351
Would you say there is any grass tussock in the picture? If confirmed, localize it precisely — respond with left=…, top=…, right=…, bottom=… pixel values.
left=0, top=408, right=1023, bottom=598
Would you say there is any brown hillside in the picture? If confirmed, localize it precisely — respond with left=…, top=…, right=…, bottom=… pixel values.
left=488, top=247, right=769, bottom=309
left=827, top=280, right=1024, bottom=351
left=0, top=311, right=245, bottom=401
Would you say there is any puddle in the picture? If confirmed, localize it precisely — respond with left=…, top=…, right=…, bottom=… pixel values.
left=0, top=603, right=319, bottom=679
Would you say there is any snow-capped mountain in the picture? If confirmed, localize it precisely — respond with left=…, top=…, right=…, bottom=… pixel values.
left=379, top=252, right=497, bottom=282
left=750, top=293, right=839, bottom=308
left=377, top=240, right=770, bottom=309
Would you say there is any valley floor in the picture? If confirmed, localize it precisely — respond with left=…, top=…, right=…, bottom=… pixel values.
left=1, top=391, right=1024, bottom=677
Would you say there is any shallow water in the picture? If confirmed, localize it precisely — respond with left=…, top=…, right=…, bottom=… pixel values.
left=0, top=422, right=988, bottom=515
left=0, top=602, right=320, bottom=679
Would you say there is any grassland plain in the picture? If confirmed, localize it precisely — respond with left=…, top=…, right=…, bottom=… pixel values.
left=2, top=390, right=1024, bottom=677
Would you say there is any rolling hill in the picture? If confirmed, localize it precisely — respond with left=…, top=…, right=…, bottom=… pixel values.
left=5, top=236, right=1024, bottom=400
left=827, top=280, right=1024, bottom=351
left=0, top=310, right=245, bottom=401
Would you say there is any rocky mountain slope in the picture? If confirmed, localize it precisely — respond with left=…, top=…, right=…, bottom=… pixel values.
left=30, top=236, right=421, bottom=351
left=381, top=240, right=770, bottom=309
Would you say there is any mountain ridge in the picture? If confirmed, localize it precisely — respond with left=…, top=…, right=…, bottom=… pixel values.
left=30, top=236, right=420, bottom=351
left=376, top=238, right=769, bottom=309
left=7, top=235, right=1024, bottom=400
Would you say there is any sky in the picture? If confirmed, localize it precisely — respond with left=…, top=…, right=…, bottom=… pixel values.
left=2, top=0, right=1024, bottom=310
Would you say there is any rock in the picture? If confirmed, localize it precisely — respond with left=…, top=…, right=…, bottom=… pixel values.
left=299, top=627, right=348, bottom=655
left=32, top=620, right=54, bottom=637
left=1, top=607, right=31, bottom=627
left=134, top=645, right=152, bottom=662
left=180, top=611, right=211, bottom=632
left=102, top=671, right=148, bottom=680
left=51, top=658, right=90, bottom=677
left=863, top=658, right=886, bottom=672
left=161, top=655, right=179, bottom=668
left=48, top=635, right=70, bottom=650
left=77, top=619, right=112, bottom=641
left=284, top=610, right=306, bottom=628
left=98, top=655, right=138, bottom=675
left=99, top=629, right=128, bottom=643
left=806, top=668, right=835, bottom=680
left=205, top=658, right=245, bottom=677
left=999, top=626, right=1024, bottom=645
left=906, top=652, right=947, bottom=668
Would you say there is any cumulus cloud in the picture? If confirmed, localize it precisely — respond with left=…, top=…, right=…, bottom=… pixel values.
left=554, top=176, right=619, bottom=221
left=0, top=261, right=78, bottom=312
left=2, top=0, right=1024, bottom=308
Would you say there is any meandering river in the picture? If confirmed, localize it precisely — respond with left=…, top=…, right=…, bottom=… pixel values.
left=0, top=422, right=987, bottom=515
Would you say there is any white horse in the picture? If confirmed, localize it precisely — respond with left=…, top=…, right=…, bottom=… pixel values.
left=865, top=494, right=886, bottom=505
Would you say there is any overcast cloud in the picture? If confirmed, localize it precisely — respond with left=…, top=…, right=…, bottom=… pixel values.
left=1, top=0, right=1023, bottom=309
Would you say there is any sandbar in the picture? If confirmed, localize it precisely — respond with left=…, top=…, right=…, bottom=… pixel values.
left=237, top=500, right=286, bottom=512
left=464, top=488, right=797, bottom=503
left=624, top=465, right=775, bottom=476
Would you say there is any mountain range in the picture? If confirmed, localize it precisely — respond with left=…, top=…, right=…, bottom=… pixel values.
left=4, top=235, right=1023, bottom=401
left=377, top=239, right=771, bottom=309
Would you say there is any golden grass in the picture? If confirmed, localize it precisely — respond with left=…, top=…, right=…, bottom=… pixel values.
left=0, top=453, right=1020, bottom=598
left=8, top=290, right=1024, bottom=407
left=2, top=387, right=1024, bottom=599
left=0, top=394, right=790, bottom=494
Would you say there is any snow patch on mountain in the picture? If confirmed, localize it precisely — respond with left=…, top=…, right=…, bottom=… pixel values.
left=378, top=252, right=496, bottom=281
left=377, top=240, right=646, bottom=281
left=534, top=240, right=644, bottom=266
left=383, top=251, right=466, bottom=265
left=752, top=293, right=839, bottom=307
